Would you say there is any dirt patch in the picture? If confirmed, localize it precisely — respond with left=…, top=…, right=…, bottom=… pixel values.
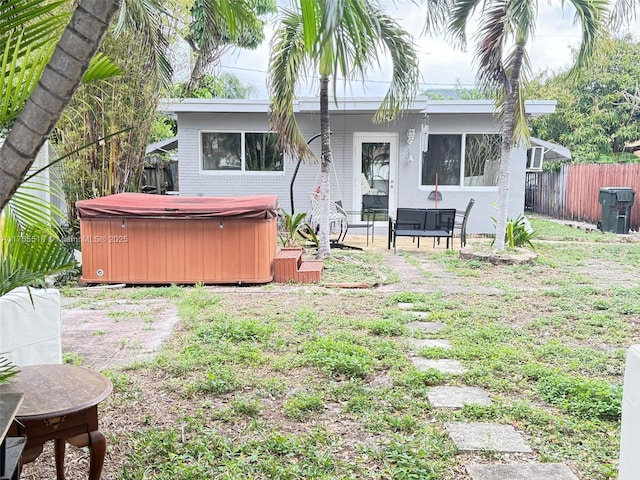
left=60, top=293, right=180, bottom=370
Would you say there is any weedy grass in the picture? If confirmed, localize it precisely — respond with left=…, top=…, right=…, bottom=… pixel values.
left=72, top=218, right=639, bottom=480
left=322, top=250, right=399, bottom=284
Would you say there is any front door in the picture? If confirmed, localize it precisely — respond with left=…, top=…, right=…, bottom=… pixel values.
left=353, top=133, right=397, bottom=219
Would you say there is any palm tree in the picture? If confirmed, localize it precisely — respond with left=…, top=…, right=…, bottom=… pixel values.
left=184, top=0, right=276, bottom=95
left=0, top=0, right=122, bottom=211
left=269, top=0, right=429, bottom=259
left=0, top=0, right=257, bottom=211
left=444, top=0, right=607, bottom=251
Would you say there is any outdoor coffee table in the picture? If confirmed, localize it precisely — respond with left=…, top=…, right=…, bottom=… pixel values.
left=0, top=364, right=112, bottom=480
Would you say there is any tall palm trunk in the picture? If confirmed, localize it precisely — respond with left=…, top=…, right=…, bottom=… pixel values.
left=494, top=43, right=526, bottom=251
left=0, top=0, right=121, bottom=211
left=317, top=75, right=332, bottom=259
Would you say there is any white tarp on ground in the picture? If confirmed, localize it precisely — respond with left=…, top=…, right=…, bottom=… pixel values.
left=0, top=287, right=62, bottom=365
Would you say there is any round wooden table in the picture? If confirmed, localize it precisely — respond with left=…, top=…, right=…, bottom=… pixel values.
left=0, top=364, right=112, bottom=480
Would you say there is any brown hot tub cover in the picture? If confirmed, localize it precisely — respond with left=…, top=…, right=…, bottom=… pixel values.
left=76, top=193, right=279, bottom=219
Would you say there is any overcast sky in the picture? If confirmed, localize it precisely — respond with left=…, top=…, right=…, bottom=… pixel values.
left=214, top=1, right=637, bottom=99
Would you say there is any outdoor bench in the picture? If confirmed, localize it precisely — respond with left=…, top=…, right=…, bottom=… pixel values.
left=388, top=208, right=457, bottom=253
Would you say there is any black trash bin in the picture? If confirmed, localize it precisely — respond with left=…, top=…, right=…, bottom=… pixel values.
left=598, top=187, right=635, bottom=234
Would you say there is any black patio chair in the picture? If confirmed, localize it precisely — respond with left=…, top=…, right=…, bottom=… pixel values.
left=454, top=198, right=475, bottom=247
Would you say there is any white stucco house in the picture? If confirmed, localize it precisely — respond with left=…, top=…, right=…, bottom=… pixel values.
left=160, top=97, right=556, bottom=235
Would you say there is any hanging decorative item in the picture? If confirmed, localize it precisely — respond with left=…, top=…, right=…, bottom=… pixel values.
left=420, top=114, right=430, bottom=153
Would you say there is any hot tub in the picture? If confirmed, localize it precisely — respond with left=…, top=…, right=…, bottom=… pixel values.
left=76, top=193, right=278, bottom=284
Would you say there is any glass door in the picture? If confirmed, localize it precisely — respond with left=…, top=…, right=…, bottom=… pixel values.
left=354, top=133, right=397, bottom=220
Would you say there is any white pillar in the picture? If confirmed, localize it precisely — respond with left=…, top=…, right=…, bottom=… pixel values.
left=620, top=345, right=640, bottom=480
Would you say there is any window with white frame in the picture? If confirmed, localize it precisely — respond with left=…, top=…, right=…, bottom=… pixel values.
left=527, top=146, right=544, bottom=170
left=421, top=133, right=501, bottom=187
left=201, top=131, right=284, bottom=172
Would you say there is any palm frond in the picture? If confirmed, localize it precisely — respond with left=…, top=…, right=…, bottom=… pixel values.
left=420, top=0, right=453, bottom=35
left=0, top=0, right=68, bottom=49
left=610, top=0, right=635, bottom=28
left=474, top=1, right=509, bottom=90
left=0, top=356, right=19, bottom=384
left=268, top=8, right=315, bottom=161
left=0, top=30, right=52, bottom=128
left=300, top=0, right=320, bottom=52
left=1, top=186, right=75, bottom=297
left=567, top=0, right=608, bottom=78
left=115, top=0, right=172, bottom=86
left=447, top=0, right=481, bottom=49
left=372, top=8, right=420, bottom=122
left=82, top=53, right=122, bottom=82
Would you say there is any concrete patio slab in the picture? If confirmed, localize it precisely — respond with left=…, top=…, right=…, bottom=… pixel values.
left=398, top=302, right=414, bottom=310
left=445, top=422, right=532, bottom=453
left=428, top=386, right=492, bottom=408
left=411, top=358, right=465, bottom=374
left=407, top=338, right=452, bottom=350
left=466, top=463, right=579, bottom=480
left=406, top=321, right=446, bottom=333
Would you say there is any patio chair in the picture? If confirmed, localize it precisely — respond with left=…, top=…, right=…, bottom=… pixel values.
left=454, top=198, right=475, bottom=247
left=309, top=192, right=348, bottom=243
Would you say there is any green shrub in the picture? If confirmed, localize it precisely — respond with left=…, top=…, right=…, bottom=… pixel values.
left=492, top=213, right=536, bottom=250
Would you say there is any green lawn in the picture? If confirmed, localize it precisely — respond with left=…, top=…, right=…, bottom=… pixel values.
left=52, top=217, right=636, bottom=480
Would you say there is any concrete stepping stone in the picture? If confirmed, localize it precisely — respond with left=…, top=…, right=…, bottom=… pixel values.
left=407, top=338, right=451, bottom=350
left=445, top=422, right=532, bottom=453
left=466, top=463, right=579, bottom=480
left=408, top=311, right=430, bottom=319
left=406, top=321, right=446, bottom=333
left=397, top=302, right=414, bottom=310
left=411, top=357, right=465, bottom=374
left=428, top=386, right=492, bottom=408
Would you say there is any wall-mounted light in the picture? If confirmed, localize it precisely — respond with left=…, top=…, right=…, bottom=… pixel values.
left=405, top=150, right=414, bottom=163
left=406, top=128, right=415, bottom=145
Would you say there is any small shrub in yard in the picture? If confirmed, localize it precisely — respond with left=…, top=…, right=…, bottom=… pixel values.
left=304, top=337, right=374, bottom=378
left=284, top=390, right=325, bottom=420
left=522, top=364, right=622, bottom=420
left=491, top=213, right=536, bottom=250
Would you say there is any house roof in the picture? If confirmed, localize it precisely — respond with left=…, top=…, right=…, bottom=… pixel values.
left=159, top=97, right=556, bottom=116
left=145, top=136, right=178, bottom=155
left=530, top=137, right=571, bottom=160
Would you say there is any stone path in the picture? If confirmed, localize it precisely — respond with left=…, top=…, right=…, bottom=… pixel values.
left=466, top=463, right=580, bottom=480
left=406, top=321, right=446, bottom=333
left=445, top=422, right=532, bottom=453
left=428, top=386, right=491, bottom=408
left=399, top=298, right=581, bottom=480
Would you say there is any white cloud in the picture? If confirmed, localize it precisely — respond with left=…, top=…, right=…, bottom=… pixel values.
left=217, top=1, right=634, bottom=99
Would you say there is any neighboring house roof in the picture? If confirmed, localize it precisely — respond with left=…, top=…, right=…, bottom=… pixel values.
left=625, top=139, right=640, bottom=152
left=530, top=137, right=571, bottom=160
left=146, top=136, right=178, bottom=155
left=159, top=96, right=556, bottom=117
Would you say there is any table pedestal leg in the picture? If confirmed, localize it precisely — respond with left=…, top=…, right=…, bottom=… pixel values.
left=54, top=438, right=66, bottom=480
left=88, top=431, right=106, bottom=480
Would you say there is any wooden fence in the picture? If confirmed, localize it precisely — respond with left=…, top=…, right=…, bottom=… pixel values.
left=526, top=163, right=640, bottom=231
